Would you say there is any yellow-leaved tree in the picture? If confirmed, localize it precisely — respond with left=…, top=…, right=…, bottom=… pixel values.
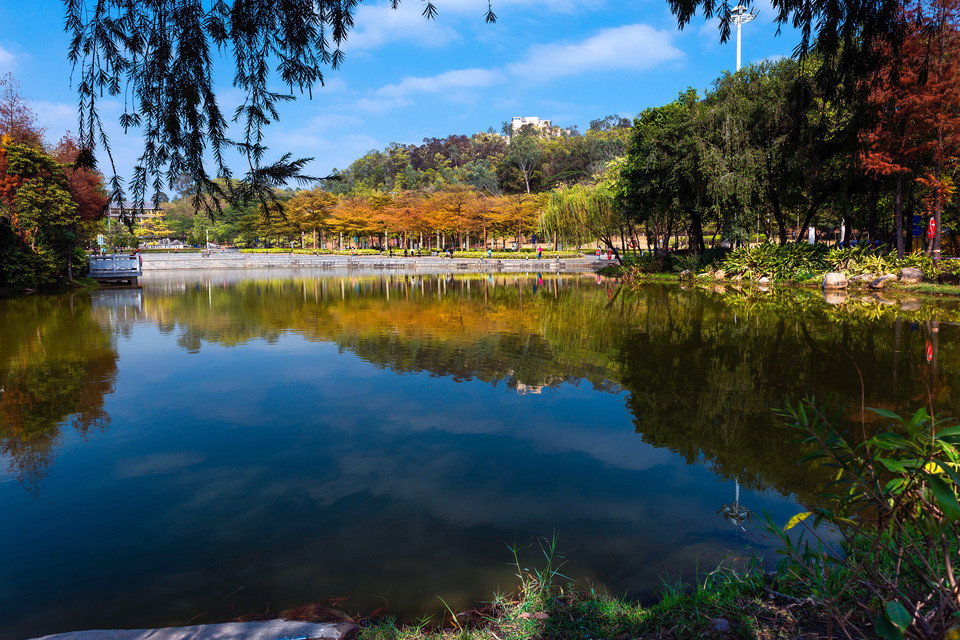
left=288, top=188, right=338, bottom=250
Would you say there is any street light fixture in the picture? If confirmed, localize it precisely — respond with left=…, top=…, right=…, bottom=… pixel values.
left=730, top=5, right=757, bottom=71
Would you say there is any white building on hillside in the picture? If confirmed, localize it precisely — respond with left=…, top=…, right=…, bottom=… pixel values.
left=511, top=116, right=551, bottom=133
left=507, top=116, right=570, bottom=140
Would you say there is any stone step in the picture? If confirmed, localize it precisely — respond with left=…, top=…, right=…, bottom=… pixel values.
left=31, top=620, right=358, bottom=640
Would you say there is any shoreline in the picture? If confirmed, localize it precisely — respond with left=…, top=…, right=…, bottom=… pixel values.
left=140, top=252, right=607, bottom=273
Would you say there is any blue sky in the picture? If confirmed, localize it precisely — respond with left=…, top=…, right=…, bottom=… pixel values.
left=1, top=0, right=799, bottom=191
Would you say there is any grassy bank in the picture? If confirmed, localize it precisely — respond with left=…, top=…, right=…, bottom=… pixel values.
left=355, top=561, right=824, bottom=640
left=597, top=243, right=960, bottom=298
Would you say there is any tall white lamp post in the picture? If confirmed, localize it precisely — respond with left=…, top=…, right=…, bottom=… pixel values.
left=730, top=5, right=757, bottom=71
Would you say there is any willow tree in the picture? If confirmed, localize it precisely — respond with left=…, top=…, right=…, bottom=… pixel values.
left=543, top=176, right=625, bottom=262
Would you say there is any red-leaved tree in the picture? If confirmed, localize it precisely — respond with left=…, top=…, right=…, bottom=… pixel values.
left=860, top=0, right=960, bottom=259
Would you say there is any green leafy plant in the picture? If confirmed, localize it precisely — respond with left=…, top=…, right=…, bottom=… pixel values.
left=933, top=259, right=960, bottom=285
left=718, top=243, right=830, bottom=280
left=622, top=252, right=670, bottom=274
left=769, top=400, right=960, bottom=640
left=828, top=244, right=891, bottom=276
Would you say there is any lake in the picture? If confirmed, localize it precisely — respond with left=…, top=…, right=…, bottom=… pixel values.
left=1, top=271, right=957, bottom=638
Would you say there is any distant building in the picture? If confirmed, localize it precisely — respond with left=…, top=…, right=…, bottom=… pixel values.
left=511, top=116, right=552, bottom=133
left=106, top=201, right=164, bottom=227
left=507, top=116, right=569, bottom=141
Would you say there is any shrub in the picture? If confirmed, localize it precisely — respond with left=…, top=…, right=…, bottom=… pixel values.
left=934, top=260, right=960, bottom=285
left=769, top=400, right=960, bottom=640
left=670, top=253, right=700, bottom=273
left=828, top=244, right=894, bottom=276
left=623, top=253, right=669, bottom=274
left=718, top=243, right=830, bottom=280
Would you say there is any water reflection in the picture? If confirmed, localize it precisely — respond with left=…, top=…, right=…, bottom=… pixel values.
left=0, top=292, right=121, bottom=493
left=0, top=274, right=958, bottom=637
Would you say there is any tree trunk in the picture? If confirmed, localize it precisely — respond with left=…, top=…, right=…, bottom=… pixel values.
left=688, top=211, right=705, bottom=256
left=906, top=179, right=915, bottom=252
left=798, top=190, right=829, bottom=243
left=895, top=169, right=904, bottom=259
left=769, top=187, right=787, bottom=244
left=932, top=155, right=943, bottom=264
left=67, top=238, right=74, bottom=282
left=867, top=183, right=879, bottom=244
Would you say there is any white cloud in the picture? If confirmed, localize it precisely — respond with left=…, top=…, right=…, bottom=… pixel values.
left=377, top=68, right=502, bottom=98
left=271, top=130, right=382, bottom=173
left=350, top=22, right=683, bottom=119
left=344, top=2, right=461, bottom=52
left=318, top=77, right=349, bottom=93
left=287, top=113, right=367, bottom=137
left=356, top=95, right=414, bottom=114
left=697, top=17, right=726, bottom=48
left=507, top=23, right=684, bottom=81
left=0, top=45, right=15, bottom=71
left=32, top=101, right=77, bottom=137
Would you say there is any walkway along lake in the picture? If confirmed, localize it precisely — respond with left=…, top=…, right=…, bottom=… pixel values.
left=1, top=272, right=958, bottom=638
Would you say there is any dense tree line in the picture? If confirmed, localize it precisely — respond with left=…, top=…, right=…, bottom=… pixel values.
left=0, top=74, right=110, bottom=287
left=148, top=119, right=630, bottom=251
left=51, top=0, right=960, bottom=265
left=324, top=121, right=629, bottom=196
left=615, top=0, right=960, bottom=260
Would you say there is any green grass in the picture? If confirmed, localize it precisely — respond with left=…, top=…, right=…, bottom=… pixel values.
left=355, top=568, right=775, bottom=640
left=897, top=281, right=960, bottom=295
left=350, top=536, right=796, bottom=640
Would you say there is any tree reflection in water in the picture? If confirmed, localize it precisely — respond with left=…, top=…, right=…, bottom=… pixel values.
left=0, top=291, right=124, bottom=493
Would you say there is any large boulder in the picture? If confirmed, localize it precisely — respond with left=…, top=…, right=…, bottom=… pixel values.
left=822, top=272, right=848, bottom=290
left=868, top=273, right=899, bottom=290
left=679, top=269, right=694, bottom=280
left=900, top=267, right=923, bottom=284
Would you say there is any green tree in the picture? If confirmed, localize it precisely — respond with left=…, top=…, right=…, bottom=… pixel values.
left=0, top=142, right=80, bottom=285
left=506, top=128, right=543, bottom=194
left=544, top=174, right=625, bottom=259
left=618, top=90, right=707, bottom=254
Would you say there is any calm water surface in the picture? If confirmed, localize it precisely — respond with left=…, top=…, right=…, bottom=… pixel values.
left=2, top=271, right=958, bottom=638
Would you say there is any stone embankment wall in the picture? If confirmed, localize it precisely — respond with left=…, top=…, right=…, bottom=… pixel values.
left=141, top=252, right=607, bottom=273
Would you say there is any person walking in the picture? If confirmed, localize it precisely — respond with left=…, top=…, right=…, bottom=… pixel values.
left=537, top=245, right=542, bottom=259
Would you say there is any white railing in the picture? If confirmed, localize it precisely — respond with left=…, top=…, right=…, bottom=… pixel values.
left=89, top=254, right=142, bottom=277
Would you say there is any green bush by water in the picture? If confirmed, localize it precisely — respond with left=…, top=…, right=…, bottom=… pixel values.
left=769, top=400, right=960, bottom=640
